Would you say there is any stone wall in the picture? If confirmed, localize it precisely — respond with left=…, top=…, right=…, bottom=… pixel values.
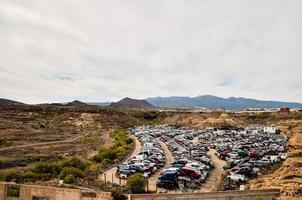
left=128, top=189, right=280, bottom=200
left=0, top=182, right=112, bottom=200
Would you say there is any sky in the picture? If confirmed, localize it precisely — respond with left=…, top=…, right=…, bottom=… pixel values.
left=0, top=0, right=302, bottom=104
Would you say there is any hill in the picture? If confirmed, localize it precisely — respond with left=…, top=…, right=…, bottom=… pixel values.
left=0, top=98, right=25, bottom=106
left=65, top=100, right=89, bottom=107
left=147, top=95, right=302, bottom=110
left=110, top=97, right=154, bottom=109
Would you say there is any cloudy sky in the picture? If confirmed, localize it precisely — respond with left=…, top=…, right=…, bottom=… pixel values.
left=0, top=0, right=301, bottom=103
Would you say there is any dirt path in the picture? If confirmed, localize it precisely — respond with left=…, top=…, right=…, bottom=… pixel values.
left=148, top=140, right=175, bottom=192
left=198, top=148, right=226, bottom=192
left=99, top=135, right=141, bottom=185
left=191, top=137, right=226, bottom=192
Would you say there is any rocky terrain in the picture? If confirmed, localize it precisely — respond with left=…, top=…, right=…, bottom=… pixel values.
left=0, top=104, right=164, bottom=174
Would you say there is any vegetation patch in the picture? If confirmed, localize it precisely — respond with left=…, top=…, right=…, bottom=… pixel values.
left=93, top=129, right=133, bottom=168
left=0, top=156, right=88, bottom=184
left=126, top=174, right=147, bottom=193
left=79, top=135, right=101, bottom=144
left=0, top=138, right=11, bottom=146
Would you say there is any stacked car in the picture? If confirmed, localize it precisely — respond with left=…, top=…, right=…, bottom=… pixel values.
left=210, top=127, right=287, bottom=190
left=130, top=125, right=213, bottom=190
left=116, top=129, right=166, bottom=179
left=126, top=124, right=288, bottom=191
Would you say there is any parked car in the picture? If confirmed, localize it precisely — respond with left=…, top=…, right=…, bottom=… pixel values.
left=157, top=172, right=178, bottom=189
left=227, top=174, right=248, bottom=182
left=178, top=167, right=201, bottom=179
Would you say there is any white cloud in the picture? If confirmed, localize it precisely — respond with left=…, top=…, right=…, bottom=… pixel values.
left=0, top=0, right=301, bottom=103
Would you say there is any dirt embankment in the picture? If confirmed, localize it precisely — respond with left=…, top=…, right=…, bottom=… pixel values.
left=164, top=111, right=302, bottom=130
left=247, top=120, right=302, bottom=200
left=164, top=112, right=243, bottom=129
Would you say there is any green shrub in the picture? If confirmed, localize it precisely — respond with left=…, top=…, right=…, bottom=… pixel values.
left=32, top=162, right=62, bottom=176
left=126, top=174, right=147, bottom=193
left=94, top=147, right=117, bottom=162
left=3, top=171, right=20, bottom=182
left=64, top=174, right=75, bottom=184
left=94, top=129, right=132, bottom=163
left=31, top=154, right=48, bottom=161
left=111, top=190, right=126, bottom=200
left=126, top=138, right=133, bottom=144
left=62, top=157, right=87, bottom=170
left=7, top=188, right=20, bottom=197
left=0, top=139, right=8, bottom=146
left=19, top=170, right=38, bottom=182
left=59, top=167, right=83, bottom=180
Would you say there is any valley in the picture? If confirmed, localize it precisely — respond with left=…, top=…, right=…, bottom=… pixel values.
left=0, top=103, right=301, bottom=199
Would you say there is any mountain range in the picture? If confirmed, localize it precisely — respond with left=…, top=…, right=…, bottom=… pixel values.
left=146, top=95, right=302, bottom=110
left=1, top=95, right=302, bottom=110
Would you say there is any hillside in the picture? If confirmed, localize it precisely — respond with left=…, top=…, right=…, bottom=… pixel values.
left=110, top=97, right=154, bottom=109
left=0, top=98, right=25, bottom=106
left=147, top=95, right=302, bottom=110
left=65, top=100, right=89, bottom=107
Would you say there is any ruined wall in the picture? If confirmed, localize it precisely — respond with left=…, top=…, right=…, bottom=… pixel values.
left=0, top=182, right=112, bottom=200
left=128, top=189, right=280, bottom=200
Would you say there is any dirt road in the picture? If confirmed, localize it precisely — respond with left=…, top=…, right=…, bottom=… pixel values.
left=148, top=140, right=175, bottom=192
left=99, top=135, right=141, bottom=185
left=198, top=148, right=226, bottom=192
left=191, top=137, right=226, bottom=192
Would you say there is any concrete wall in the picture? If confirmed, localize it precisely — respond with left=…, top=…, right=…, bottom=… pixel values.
left=0, top=182, right=112, bottom=200
left=0, top=183, right=279, bottom=200
left=128, top=189, right=280, bottom=200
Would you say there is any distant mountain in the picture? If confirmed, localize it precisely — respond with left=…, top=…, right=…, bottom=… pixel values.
left=110, top=97, right=154, bottom=109
left=146, top=95, right=302, bottom=110
left=65, top=100, right=88, bottom=107
left=0, top=98, right=25, bottom=106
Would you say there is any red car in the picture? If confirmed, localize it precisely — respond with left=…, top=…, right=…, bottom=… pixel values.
left=249, top=149, right=259, bottom=159
left=178, top=167, right=201, bottom=179
left=226, top=166, right=240, bottom=174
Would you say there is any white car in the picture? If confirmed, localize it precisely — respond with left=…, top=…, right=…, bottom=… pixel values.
left=280, top=153, right=287, bottom=160
left=259, top=158, right=271, bottom=165
left=185, top=162, right=207, bottom=171
left=263, top=155, right=280, bottom=163
left=160, top=167, right=179, bottom=175
left=227, top=174, right=247, bottom=182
